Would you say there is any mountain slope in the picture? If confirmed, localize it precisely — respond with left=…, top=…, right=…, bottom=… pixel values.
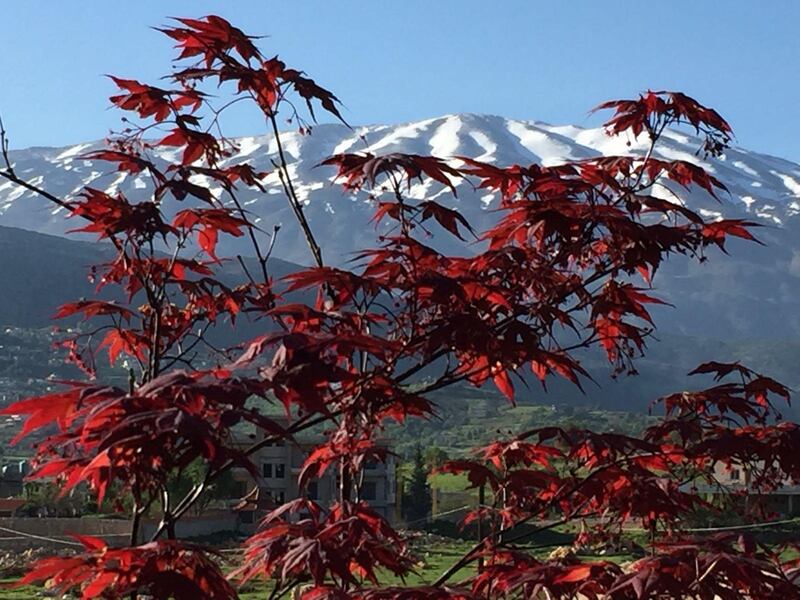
left=0, top=225, right=301, bottom=328
left=1, top=227, right=799, bottom=415
left=0, top=225, right=110, bottom=328
left=2, top=114, right=800, bottom=340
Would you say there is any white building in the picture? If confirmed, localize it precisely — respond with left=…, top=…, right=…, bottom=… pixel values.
left=696, top=462, right=800, bottom=517
left=232, top=426, right=399, bottom=526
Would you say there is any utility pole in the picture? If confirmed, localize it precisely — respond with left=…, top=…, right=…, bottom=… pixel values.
left=477, top=484, right=485, bottom=572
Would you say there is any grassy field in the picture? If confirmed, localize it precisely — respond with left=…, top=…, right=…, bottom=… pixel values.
left=0, top=581, right=35, bottom=600
left=0, top=532, right=643, bottom=598
left=0, top=538, right=477, bottom=599
left=2, top=524, right=799, bottom=598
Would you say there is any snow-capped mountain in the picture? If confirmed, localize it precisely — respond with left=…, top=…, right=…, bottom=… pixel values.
left=3, top=114, right=800, bottom=262
left=3, top=113, right=800, bottom=340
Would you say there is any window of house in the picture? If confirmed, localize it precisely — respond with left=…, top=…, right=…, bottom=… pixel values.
left=308, top=481, right=318, bottom=500
left=262, top=463, right=272, bottom=479
left=276, top=463, right=286, bottom=478
left=730, top=469, right=741, bottom=481
left=362, top=481, right=377, bottom=501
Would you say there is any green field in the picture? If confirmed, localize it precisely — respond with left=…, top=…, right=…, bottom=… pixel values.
left=0, top=538, right=477, bottom=599
left=0, top=581, right=34, bottom=600
left=3, top=527, right=799, bottom=598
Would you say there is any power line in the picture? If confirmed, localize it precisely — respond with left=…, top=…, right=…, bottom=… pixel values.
left=404, top=505, right=471, bottom=527
left=0, top=525, right=84, bottom=547
left=683, top=517, right=799, bottom=533
left=0, top=526, right=130, bottom=547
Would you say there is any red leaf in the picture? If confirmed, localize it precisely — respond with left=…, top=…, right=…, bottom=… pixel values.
left=98, top=329, right=146, bottom=365
left=553, top=564, right=593, bottom=583
left=70, top=534, right=107, bottom=551
left=492, top=369, right=514, bottom=402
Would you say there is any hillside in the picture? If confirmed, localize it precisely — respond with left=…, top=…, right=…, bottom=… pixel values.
left=0, top=225, right=301, bottom=328
left=0, top=226, right=110, bottom=328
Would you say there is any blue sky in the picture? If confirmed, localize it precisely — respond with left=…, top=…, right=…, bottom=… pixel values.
left=1, top=1, right=798, bottom=160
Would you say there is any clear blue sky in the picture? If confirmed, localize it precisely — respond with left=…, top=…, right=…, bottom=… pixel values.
left=1, top=1, right=798, bottom=160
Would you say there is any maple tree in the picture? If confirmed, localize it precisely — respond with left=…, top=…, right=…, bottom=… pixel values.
left=0, top=14, right=799, bottom=599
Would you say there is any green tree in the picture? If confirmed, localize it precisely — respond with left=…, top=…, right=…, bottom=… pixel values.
left=168, top=459, right=240, bottom=516
left=424, top=445, right=449, bottom=470
left=402, top=445, right=431, bottom=524
left=22, top=481, right=92, bottom=517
